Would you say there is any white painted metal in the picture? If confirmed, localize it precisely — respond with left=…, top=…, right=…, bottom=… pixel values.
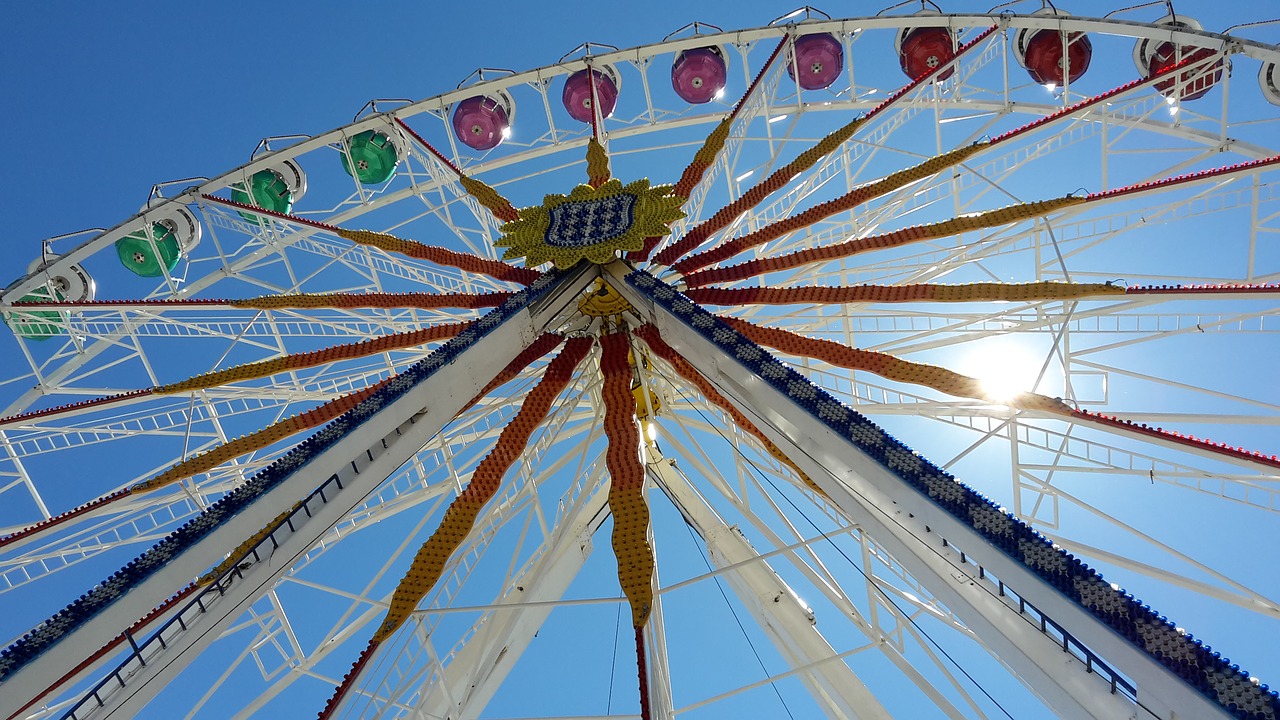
left=649, top=453, right=894, bottom=720
left=409, top=484, right=610, bottom=720
left=611, top=262, right=1218, bottom=718
left=0, top=266, right=597, bottom=720
left=1, top=10, right=1278, bottom=719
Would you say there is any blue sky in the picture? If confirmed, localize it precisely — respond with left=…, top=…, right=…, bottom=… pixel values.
left=2, top=0, right=1276, bottom=242
left=2, top=2, right=1279, bottom=719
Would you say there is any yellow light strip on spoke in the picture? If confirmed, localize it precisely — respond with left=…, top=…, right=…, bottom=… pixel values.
left=724, top=317, right=1071, bottom=413
left=685, top=280, right=1126, bottom=306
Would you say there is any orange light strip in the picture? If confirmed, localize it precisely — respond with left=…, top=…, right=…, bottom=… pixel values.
left=334, top=228, right=540, bottom=285
left=629, top=34, right=791, bottom=262
left=318, top=336, right=592, bottom=720
left=682, top=196, right=1087, bottom=288
left=601, top=330, right=654, bottom=628
left=229, top=291, right=514, bottom=310
left=201, top=194, right=534, bottom=284
left=587, top=138, right=612, bottom=188
left=370, top=337, right=589, bottom=645
left=601, top=329, right=655, bottom=720
left=673, top=143, right=988, bottom=274
left=651, top=24, right=999, bottom=269
left=135, top=381, right=394, bottom=494
left=394, top=117, right=521, bottom=223
left=154, top=321, right=468, bottom=395
left=685, top=281, right=1125, bottom=306
left=3, top=291, right=514, bottom=311
left=0, top=322, right=469, bottom=429
left=722, top=317, right=1070, bottom=414
left=651, top=114, right=866, bottom=267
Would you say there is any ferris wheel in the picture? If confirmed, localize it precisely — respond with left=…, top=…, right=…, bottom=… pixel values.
left=1, top=3, right=1279, bottom=719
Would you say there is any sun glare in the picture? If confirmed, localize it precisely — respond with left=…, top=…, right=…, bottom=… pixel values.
left=965, top=343, right=1047, bottom=404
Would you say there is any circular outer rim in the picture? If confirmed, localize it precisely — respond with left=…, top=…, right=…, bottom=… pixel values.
left=4, top=12, right=1280, bottom=719
left=5, top=12, right=1279, bottom=303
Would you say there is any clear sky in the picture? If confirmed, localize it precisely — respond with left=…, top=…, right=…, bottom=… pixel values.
left=1, top=2, right=1279, bottom=719
left=0, top=0, right=1272, bottom=245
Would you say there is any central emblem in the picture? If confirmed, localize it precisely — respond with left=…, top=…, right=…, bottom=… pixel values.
left=546, top=192, right=636, bottom=248
left=497, top=178, right=685, bottom=269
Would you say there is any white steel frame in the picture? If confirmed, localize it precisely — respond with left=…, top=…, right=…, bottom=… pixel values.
left=1, top=11, right=1277, bottom=720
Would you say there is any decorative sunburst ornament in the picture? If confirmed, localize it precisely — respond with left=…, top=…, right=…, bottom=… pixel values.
left=496, top=178, right=685, bottom=269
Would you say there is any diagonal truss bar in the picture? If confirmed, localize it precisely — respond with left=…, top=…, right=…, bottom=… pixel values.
left=317, top=335, right=592, bottom=720
left=200, top=195, right=537, bottom=284
left=610, top=263, right=1275, bottom=720
left=647, top=450, right=894, bottom=719
left=672, top=49, right=1236, bottom=276
left=0, top=266, right=597, bottom=720
left=412, top=480, right=612, bottom=719
left=392, top=117, right=521, bottom=224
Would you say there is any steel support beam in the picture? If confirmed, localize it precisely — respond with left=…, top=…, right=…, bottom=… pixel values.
left=611, top=263, right=1223, bottom=719
left=649, top=454, right=893, bottom=720
left=0, top=267, right=597, bottom=720
left=412, top=483, right=610, bottom=720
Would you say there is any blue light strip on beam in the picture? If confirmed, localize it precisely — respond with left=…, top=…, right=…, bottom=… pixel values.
left=0, top=270, right=566, bottom=682
left=626, top=268, right=1277, bottom=720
